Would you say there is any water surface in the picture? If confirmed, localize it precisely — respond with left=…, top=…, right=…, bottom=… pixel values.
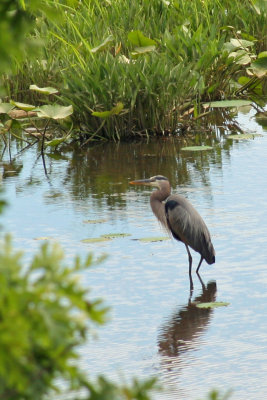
left=1, top=108, right=267, bottom=399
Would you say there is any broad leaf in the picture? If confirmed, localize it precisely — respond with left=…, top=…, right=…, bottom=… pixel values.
left=45, top=137, right=67, bottom=147
left=91, top=35, right=114, bottom=53
left=131, top=45, right=156, bottom=57
left=128, top=30, right=157, bottom=47
left=251, top=56, right=267, bottom=77
left=230, top=38, right=254, bottom=48
left=37, top=104, right=73, bottom=119
left=204, top=100, right=252, bottom=108
left=0, top=103, right=15, bottom=114
left=92, top=102, right=124, bottom=119
left=228, top=49, right=251, bottom=65
left=10, top=100, right=36, bottom=111
left=30, top=84, right=59, bottom=95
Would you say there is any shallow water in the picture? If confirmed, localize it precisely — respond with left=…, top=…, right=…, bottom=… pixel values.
left=1, top=107, right=267, bottom=399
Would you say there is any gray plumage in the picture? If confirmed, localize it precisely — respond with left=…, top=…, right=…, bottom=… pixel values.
left=130, top=175, right=215, bottom=278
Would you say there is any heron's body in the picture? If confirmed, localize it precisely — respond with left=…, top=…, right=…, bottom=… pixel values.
left=130, top=175, right=215, bottom=279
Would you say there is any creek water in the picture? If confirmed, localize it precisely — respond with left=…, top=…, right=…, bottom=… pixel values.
left=1, top=107, right=267, bottom=400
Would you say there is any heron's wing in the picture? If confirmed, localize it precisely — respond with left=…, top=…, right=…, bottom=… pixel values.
left=165, top=194, right=215, bottom=263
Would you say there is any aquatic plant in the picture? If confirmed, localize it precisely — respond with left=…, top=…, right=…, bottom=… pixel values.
left=1, top=0, right=267, bottom=140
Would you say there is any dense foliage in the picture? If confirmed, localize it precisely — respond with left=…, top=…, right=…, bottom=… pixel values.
left=1, top=0, right=267, bottom=138
left=0, top=235, right=161, bottom=399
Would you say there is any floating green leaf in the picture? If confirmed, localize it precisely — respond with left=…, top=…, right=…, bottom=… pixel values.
left=30, top=84, right=59, bottom=95
left=36, top=104, right=73, bottom=119
left=10, top=100, right=36, bottom=111
left=101, top=233, right=131, bottom=239
left=81, top=237, right=111, bottom=243
left=83, top=219, right=108, bottom=224
left=0, top=103, right=15, bottom=114
left=181, top=146, right=213, bottom=151
left=34, top=236, right=54, bottom=241
left=128, top=30, right=157, bottom=47
left=227, top=133, right=262, bottom=140
left=204, top=100, right=252, bottom=108
left=196, top=301, right=230, bottom=308
left=138, top=237, right=170, bottom=242
left=91, top=35, right=114, bottom=53
left=92, top=102, right=124, bottom=119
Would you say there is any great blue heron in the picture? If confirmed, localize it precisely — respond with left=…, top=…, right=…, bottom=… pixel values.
left=130, top=175, right=215, bottom=283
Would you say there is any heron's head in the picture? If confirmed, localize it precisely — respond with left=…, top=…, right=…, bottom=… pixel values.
left=130, top=175, right=169, bottom=189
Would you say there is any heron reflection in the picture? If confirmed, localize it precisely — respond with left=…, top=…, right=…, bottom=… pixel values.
left=158, top=280, right=217, bottom=360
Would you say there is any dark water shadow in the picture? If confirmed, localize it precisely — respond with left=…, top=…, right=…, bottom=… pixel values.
left=158, top=280, right=217, bottom=362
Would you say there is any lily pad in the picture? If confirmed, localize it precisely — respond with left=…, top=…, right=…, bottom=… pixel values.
left=138, top=236, right=170, bottom=242
left=36, top=104, right=73, bottom=119
left=81, top=237, right=111, bottom=243
left=0, top=103, right=15, bottom=114
left=196, top=301, right=230, bottom=309
left=34, top=236, right=54, bottom=241
left=181, top=146, right=213, bottom=151
left=10, top=100, right=36, bottom=111
left=101, top=233, right=131, bottom=239
left=30, top=84, right=59, bottom=95
left=83, top=219, right=107, bottom=224
left=204, top=100, right=252, bottom=108
left=227, top=133, right=263, bottom=140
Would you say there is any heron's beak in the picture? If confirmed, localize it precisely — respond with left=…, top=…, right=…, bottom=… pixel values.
left=129, top=178, right=152, bottom=186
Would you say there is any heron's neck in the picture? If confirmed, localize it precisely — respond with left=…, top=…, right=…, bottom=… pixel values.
left=150, top=183, right=171, bottom=227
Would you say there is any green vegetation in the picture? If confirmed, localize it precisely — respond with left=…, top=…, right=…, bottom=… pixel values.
left=0, top=234, right=161, bottom=399
left=1, top=0, right=267, bottom=141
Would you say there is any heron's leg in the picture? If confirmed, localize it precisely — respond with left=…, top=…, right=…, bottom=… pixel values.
left=196, top=256, right=204, bottom=274
left=185, top=244, right=193, bottom=276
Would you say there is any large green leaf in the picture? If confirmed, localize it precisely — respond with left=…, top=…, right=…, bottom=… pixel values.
left=128, top=30, right=157, bottom=47
left=10, top=100, right=36, bottom=111
left=204, top=100, right=252, bottom=108
left=230, top=38, right=254, bottom=48
left=36, top=104, right=73, bottom=119
left=0, top=103, right=15, bottom=114
left=228, top=49, right=251, bottom=65
left=131, top=45, right=156, bottom=58
left=91, top=35, right=114, bottom=53
left=45, top=137, right=68, bottom=147
left=92, top=102, right=124, bottom=119
left=251, top=56, right=267, bottom=71
left=30, top=84, right=59, bottom=95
